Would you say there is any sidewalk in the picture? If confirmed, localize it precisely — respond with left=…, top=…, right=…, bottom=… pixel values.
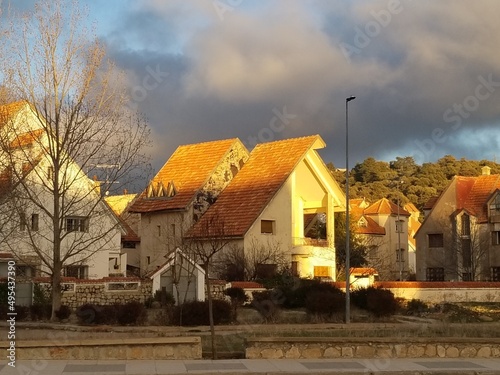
left=1, top=358, right=500, bottom=374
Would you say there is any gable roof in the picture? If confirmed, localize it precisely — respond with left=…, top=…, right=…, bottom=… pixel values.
left=130, top=138, right=248, bottom=213
left=460, top=174, right=500, bottom=222
left=146, top=247, right=205, bottom=279
left=356, top=215, right=386, bottom=235
left=364, top=198, right=410, bottom=217
left=105, top=194, right=141, bottom=242
left=0, top=101, right=26, bottom=129
left=188, top=135, right=325, bottom=238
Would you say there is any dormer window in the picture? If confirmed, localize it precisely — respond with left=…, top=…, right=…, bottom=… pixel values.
left=461, top=213, right=470, bottom=236
left=489, top=194, right=500, bottom=219
left=358, top=217, right=367, bottom=228
left=146, top=180, right=176, bottom=198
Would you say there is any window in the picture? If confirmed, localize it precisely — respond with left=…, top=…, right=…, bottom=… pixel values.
left=31, top=214, right=39, bottom=231
left=123, top=241, right=136, bottom=249
left=261, top=220, right=275, bottom=234
left=491, top=267, right=500, bottom=281
left=395, top=219, right=404, bottom=233
left=64, top=265, right=88, bottom=279
left=291, top=261, right=299, bottom=277
left=426, top=267, right=444, bottom=281
left=65, top=216, right=89, bottom=232
left=462, top=238, right=472, bottom=268
left=428, top=233, right=444, bottom=248
left=20, top=212, right=26, bottom=231
left=462, top=272, right=472, bottom=281
left=396, top=248, right=404, bottom=262
left=489, top=194, right=500, bottom=217
left=17, top=265, right=36, bottom=277
left=492, top=231, right=500, bottom=245
left=314, top=266, right=332, bottom=279
left=461, top=214, right=470, bottom=236
left=171, top=224, right=176, bottom=237
left=157, top=225, right=161, bottom=237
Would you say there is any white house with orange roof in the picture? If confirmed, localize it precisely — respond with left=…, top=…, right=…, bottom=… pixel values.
left=129, top=138, right=249, bottom=275
left=351, top=197, right=412, bottom=280
left=416, top=166, right=500, bottom=281
left=188, top=135, right=346, bottom=281
left=0, top=101, right=124, bottom=280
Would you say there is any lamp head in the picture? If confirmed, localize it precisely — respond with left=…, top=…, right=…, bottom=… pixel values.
left=346, top=96, right=356, bottom=102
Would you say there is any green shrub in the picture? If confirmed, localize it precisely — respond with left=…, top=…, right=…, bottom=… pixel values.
left=225, top=287, right=248, bottom=305
left=30, top=304, right=52, bottom=321
left=305, top=288, right=345, bottom=316
left=279, top=279, right=341, bottom=309
left=15, top=305, right=30, bottom=321
left=251, top=290, right=281, bottom=323
left=76, top=304, right=119, bottom=325
left=117, top=301, right=146, bottom=325
left=406, top=299, right=428, bottom=315
left=153, top=290, right=175, bottom=307
left=171, top=300, right=232, bottom=326
left=55, top=305, right=72, bottom=321
left=352, top=287, right=398, bottom=317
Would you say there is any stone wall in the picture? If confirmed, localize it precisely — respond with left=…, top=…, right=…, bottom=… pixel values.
left=330, top=281, right=500, bottom=304
left=36, top=278, right=153, bottom=308
left=2, top=337, right=201, bottom=360
left=246, top=337, right=500, bottom=359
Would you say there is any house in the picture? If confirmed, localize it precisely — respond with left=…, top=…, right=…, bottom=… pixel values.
left=129, top=138, right=249, bottom=275
left=0, top=101, right=125, bottom=280
left=148, top=247, right=205, bottom=304
left=349, top=267, right=379, bottom=289
left=415, top=166, right=500, bottom=281
left=188, top=135, right=346, bottom=280
left=351, top=197, right=412, bottom=280
left=105, top=193, right=141, bottom=276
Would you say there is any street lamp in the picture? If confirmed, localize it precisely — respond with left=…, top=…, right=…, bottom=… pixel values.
left=345, top=95, right=355, bottom=324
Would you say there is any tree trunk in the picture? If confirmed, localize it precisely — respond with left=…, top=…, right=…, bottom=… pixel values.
left=51, top=262, right=62, bottom=321
left=205, top=270, right=217, bottom=360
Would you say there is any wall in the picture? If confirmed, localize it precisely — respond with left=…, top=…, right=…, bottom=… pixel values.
left=36, top=278, right=153, bottom=308
left=330, top=281, right=500, bottom=303
left=246, top=337, right=500, bottom=359
left=2, top=337, right=201, bottom=360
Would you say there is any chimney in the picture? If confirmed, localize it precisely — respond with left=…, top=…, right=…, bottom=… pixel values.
left=481, top=166, right=491, bottom=176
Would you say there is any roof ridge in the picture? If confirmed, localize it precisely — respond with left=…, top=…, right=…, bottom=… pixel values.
left=253, top=134, right=320, bottom=147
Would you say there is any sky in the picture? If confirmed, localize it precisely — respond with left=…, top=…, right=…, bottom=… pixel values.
left=6, top=0, right=500, bottom=179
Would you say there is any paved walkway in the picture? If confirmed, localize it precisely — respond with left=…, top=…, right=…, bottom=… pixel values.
left=1, top=358, right=500, bottom=374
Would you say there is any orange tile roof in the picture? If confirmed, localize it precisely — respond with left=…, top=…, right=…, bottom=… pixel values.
left=364, top=197, right=410, bottom=216
left=0, top=101, right=26, bottom=129
left=9, top=129, right=44, bottom=149
left=356, top=215, right=386, bottom=235
left=130, top=138, right=248, bottom=213
left=350, top=267, right=378, bottom=275
left=105, top=194, right=141, bottom=243
left=460, top=174, right=500, bottom=222
left=188, top=135, right=323, bottom=238
left=230, top=281, right=264, bottom=289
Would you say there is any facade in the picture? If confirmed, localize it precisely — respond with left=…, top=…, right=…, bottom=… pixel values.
left=129, top=138, right=249, bottom=276
left=351, top=197, right=413, bottom=280
left=188, top=135, right=346, bottom=281
left=0, top=102, right=125, bottom=280
left=416, top=166, right=500, bottom=281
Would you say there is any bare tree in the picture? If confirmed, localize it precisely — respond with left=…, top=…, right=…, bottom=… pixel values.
left=0, top=0, right=150, bottom=319
left=185, top=210, right=233, bottom=360
left=218, top=237, right=287, bottom=281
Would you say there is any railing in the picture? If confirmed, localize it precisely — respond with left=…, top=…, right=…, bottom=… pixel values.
left=292, top=237, right=329, bottom=247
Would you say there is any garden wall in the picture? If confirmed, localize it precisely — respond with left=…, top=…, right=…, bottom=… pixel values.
left=246, top=337, right=500, bottom=359
left=331, top=281, right=500, bottom=303
left=35, top=277, right=152, bottom=308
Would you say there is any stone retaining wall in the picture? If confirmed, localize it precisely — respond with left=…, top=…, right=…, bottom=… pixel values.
left=1, top=337, right=201, bottom=360
left=36, top=279, right=153, bottom=308
left=246, top=337, right=500, bottom=359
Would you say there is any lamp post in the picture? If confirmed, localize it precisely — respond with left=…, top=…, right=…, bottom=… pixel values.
left=345, top=95, right=355, bottom=324
left=396, top=179, right=404, bottom=281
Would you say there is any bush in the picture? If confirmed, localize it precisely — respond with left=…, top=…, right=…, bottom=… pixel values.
left=116, top=301, right=146, bottom=325
left=15, top=305, right=30, bottom=321
left=406, top=299, right=428, bottom=315
left=225, top=287, right=248, bottom=305
left=30, top=304, right=52, bottom=321
left=366, top=288, right=398, bottom=317
left=251, top=290, right=282, bottom=323
left=171, top=299, right=232, bottom=326
left=76, top=304, right=118, bottom=325
left=305, top=288, right=345, bottom=316
left=279, top=279, right=342, bottom=309
left=350, top=287, right=371, bottom=310
left=152, top=290, right=175, bottom=307
left=55, top=305, right=72, bottom=321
